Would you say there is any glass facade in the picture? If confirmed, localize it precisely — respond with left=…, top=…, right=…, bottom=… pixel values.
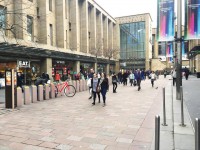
left=120, top=22, right=146, bottom=69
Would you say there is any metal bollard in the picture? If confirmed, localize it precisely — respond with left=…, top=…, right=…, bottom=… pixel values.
left=195, top=118, right=200, bottom=150
left=180, top=86, right=186, bottom=127
left=155, top=115, right=160, bottom=150
left=162, top=88, right=167, bottom=126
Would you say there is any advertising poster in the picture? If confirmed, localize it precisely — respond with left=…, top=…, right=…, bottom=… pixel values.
left=6, top=71, right=11, bottom=86
left=166, top=42, right=173, bottom=62
left=182, top=42, right=189, bottom=60
left=157, top=0, right=175, bottom=41
left=185, top=0, right=200, bottom=39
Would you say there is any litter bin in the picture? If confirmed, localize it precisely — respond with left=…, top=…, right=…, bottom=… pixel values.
left=197, top=72, right=200, bottom=78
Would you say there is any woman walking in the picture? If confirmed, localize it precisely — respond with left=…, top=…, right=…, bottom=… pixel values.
left=100, top=73, right=109, bottom=106
left=91, top=73, right=100, bottom=105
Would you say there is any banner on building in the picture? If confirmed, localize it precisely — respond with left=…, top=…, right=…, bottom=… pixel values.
left=157, top=0, right=175, bottom=41
left=184, top=0, right=200, bottom=40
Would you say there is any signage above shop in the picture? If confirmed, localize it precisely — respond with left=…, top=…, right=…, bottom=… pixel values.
left=17, top=60, right=30, bottom=68
left=56, top=61, right=65, bottom=64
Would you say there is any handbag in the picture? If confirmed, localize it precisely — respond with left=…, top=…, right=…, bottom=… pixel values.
left=96, top=86, right=101, bottom=92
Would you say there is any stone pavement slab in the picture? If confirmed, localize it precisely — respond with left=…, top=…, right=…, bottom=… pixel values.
left=0, top=76, right=190, bottom=149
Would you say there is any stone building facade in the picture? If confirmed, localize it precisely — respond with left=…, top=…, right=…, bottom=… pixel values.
left=0, top=0, right=119, bottom=82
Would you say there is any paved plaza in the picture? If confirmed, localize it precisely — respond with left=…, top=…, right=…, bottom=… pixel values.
left=0, top=76, right=195, bottom=150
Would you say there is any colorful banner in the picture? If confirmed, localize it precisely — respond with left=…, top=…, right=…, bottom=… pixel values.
left=184, top=0, right=200, bottom=40
left=182, top=42, right=189, bottom=60
left=166, top=42, right=173, bottom=62
left=157, top=0, right=175, bottom=41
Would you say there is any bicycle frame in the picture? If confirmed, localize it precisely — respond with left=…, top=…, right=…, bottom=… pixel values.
left=56, top=81, right=69, bottom=93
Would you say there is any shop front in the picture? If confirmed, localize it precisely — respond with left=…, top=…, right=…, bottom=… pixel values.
left=52, top=60, right=74, bottom=81
left=97, top=64, right=106, bottom=73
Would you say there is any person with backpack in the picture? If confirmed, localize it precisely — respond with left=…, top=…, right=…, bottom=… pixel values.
left=91, top=73, right=100, bottom=105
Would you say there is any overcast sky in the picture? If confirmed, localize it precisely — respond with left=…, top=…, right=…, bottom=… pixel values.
left=95, top=0, right=158, bottom=27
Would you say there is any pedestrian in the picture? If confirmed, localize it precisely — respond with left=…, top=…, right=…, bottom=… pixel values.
left=112, top=72, right=117, bottom=93
left=55, top=71, right=60, bottom=82
left=149, top=71, right=157, bottom=87
left=17, top=72, right=24, bottom=92
left=122, top=71, right=128, bottom=86
left=91, top=73, right=101, bottom=105
left=135, top=69, right=142, bottom=91
left=129, top=71, right=135, bottom=86
left=117, top=71, right=122, bottom=84
left=100, top=73, right=109, bottom=106
left=88, top=68, right=94, bottom=99
left=164, top=70, right=167, bottom=78
left=172, top=69, right=177, bottom=86
left=184, top=67, right=189, bottom=80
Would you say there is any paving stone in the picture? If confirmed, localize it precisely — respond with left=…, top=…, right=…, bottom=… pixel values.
left=116, top=138, right=133, bottom=144
left=55, top=144, right=73, bottom=150
left=39, top=141, right=59, bottom=149
left=89, top=144, right=107, bottom=150
left=67, top=135, right=82, bottom=141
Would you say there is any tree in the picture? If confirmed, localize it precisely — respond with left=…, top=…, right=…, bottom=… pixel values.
left=90, top=38, right=103, bottom=73
left=104, top=46, right=120, bottom=74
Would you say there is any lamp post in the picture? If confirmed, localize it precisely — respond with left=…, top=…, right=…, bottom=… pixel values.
left=176, top=0, right=182, bottom=100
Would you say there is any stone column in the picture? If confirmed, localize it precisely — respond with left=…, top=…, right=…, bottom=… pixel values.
left=196, top=54, right=200, bottom=72
left=89, top=6, right=97, bottom=53
left=80, top=0, right=89, bottom=53
left=108, top=21, right=113, bottom=49
left=93, top=62, right=97, bottom=73
left=69, top=0, right=80, bottom=51
left=96, top=12, right=103, bottom=55
left=103, top=17, right=108, bottom=56
left=115, top=61, right=120, bottom=73
left=106, top=64, right=110, bottom=75
left=73, top=61, right=80, bottom=74
left=41, top=58, right=52, bottom=81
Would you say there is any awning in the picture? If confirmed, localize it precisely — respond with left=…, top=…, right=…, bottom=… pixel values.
left=0, top=42, right=115, bottom=65
left=188, top=45, right=200, bottom=59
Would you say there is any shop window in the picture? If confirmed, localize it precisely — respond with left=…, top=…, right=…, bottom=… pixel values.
left=27, top=15, right=33, bottom=41
left=49, top=0, right=52, bottom=11
left=0, top=5, right=6, bottom=30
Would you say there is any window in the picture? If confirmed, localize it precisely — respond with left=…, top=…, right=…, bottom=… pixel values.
left=49, top=0, right=52, bottom=11
left=50, top=24, right=53, bottom=45
left=27, top=15, right=33, bottom=41
left=36, top=7, right=39, bottom=18
left=0, top=6, right=6, bottom=30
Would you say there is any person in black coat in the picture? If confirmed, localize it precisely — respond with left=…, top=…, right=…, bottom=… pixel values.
left=100, top=73, right=109, bottom=106
left=17, top=72, right=23, bottom=92
left=112, top=73, right=117, bottom=93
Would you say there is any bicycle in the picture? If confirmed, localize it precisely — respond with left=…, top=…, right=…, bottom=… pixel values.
left=54, top=81, right=76, bottom=97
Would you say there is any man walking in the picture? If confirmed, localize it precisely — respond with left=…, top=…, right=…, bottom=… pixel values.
left=135, top=69, right=142, bottom=91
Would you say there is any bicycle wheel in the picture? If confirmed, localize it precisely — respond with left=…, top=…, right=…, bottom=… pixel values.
left=64, top=85, right=76, bottom=97
left=55, top=86, right=58, bottom=97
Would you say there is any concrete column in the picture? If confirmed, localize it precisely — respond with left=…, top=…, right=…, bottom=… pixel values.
left=80, top=0, right=89, bottom=53
left=73, top=61, right=80, bottom=74
left=76, top=80, right=80, bottom=92
left=41, top=58, right=52, bottom=81
left=38, top=85, right=44, bottom=101
left=69, top=0, right=80, bottom=51
left=50, top=83, right=55, bottom=99
left=44, top=84, right=50, bottom=100
left=16, top=87, right=23, bottom=107
left=31, top=85, right=37, bottom=103
left=196, top=54, right=200, bottom=72
left=24, top=86, right=31, bottom=105
left=89, top=6, right=97, bottom=52
left=96, top=12, right=103, bottom=55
